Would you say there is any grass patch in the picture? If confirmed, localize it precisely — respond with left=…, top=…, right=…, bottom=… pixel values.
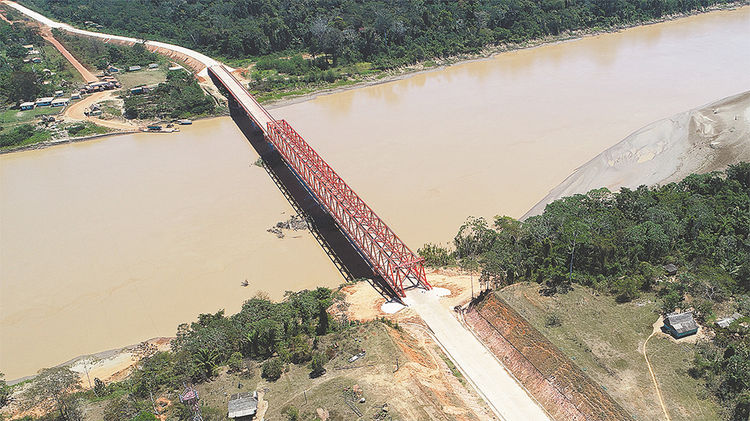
left=116, top=68, right=168, bottom=90
left=189, top=322, right=408, bottom=421
left=440, top=355, right=466, bottom=386
left=253, top=78, right=358, bottom=104
left=0, top=107, right=61, bottom=125
left=66, top=121, right=112, bottom=137
left=498, top=283, right=720, bottom=421
left=0, top=124, right=51, bottom=150
left=100, top=100, right=122, bottom=117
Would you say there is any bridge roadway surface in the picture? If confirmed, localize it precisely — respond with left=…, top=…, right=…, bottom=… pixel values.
left=6, top=2, right=552, bottom=418
left=407, top=289, right=551, bottom=421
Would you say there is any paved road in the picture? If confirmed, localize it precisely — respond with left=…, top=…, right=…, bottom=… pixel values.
left=406, top=289, right=551, bottom=421
left=208, top=65, right=274, bottom=133
left=2, top=0, right=224, bottom=77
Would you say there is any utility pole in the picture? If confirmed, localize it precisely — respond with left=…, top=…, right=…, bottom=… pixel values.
left=471, top=271, right=474, bottom=300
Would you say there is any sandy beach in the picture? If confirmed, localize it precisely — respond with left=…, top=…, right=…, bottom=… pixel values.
left=524, top=90, right=750, bottom=218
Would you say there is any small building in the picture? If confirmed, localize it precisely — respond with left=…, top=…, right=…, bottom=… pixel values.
left=228, top=392, right=258, bottom=420
left=70, top=92, right=82, bottom=100
left=84, top=81, right=116, bottom=93
left=22, top=44, right=34, bottom=50
left=168, top=65, right=184, bottom=72
left=664, top=264, right=678, bottom=276
left=20, top=102, right=35, bottom=110
left=130, top=86, right=145, bottom=95
left=51, top=98, right=70, bottom=107
left=35, top=97, right=54, bottom=107
left=663, top=312, right=698, bottom=339
left=54, top=90, right=64, bottom=97
left=128, top=65, right=142, bottom=72
left=148, top=63, right=159, bottom=69
left=107, top=66, right=120, bottom=73
left=27, top=49, right=40, bottom=55
left=31, top=57, right=42, bottom=63
left=717, top=313, right=743, bottom=329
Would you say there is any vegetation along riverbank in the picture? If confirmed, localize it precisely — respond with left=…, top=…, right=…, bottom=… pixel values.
left=420, top=163, right=750, bottom=419
left=16, top=0, right=749, bottom=104
left=0, top=4, right=222, bottom=153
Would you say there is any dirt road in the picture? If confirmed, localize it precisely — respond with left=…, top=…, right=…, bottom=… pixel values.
left=64, top=90, right=136, bottom=130
left=41, top=31, right=97, bottom=83
left=406, top=289, right=551, bottom=421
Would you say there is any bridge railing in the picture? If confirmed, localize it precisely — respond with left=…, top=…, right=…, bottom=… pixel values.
left=266, top=119, right=430, bottom=297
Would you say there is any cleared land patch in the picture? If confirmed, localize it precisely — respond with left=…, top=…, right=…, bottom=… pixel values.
left=497, top=283, right=721, bottom=421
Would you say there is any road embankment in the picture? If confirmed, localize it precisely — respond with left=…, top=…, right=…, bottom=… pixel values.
left=464, top=292, right=633, bottom=421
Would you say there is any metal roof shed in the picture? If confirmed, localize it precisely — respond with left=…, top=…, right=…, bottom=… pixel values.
left=663, top=312, right=698, bottom=338
left=228, top=392, right=258, bottom=420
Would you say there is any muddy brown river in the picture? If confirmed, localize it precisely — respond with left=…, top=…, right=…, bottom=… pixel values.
left=2, top=7, right=749, bottom=379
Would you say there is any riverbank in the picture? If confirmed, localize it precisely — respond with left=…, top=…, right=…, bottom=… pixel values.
left=524, top=90, right=750, bottom=218
left=260, top=2, right=748, bottom=109
left=0, top=114, right=228, bottom=155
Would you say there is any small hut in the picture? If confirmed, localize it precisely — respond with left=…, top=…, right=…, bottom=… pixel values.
left=228, top=392, right=258, bottom=420
left=664, top=264, right=678, bottom=276
left=663, top=312, right=698, bottom=338
left=717, top=313, right=743, bottom=328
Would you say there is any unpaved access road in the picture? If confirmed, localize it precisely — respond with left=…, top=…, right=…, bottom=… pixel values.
left=40, top=30, right=97, bottom=83
left=406, top=289, right=551, bottom=421
left=64, top=90, right=136, bottom=131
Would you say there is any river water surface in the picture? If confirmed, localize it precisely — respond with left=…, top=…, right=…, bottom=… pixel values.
left=2, top=7, right=749, bottom=379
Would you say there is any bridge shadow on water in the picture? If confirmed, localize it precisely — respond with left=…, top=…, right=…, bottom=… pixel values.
left=222, top=95, right=403, bottom=302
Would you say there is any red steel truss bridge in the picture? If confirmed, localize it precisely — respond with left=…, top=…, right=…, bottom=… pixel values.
left=207, top=65, right=431, bottom=297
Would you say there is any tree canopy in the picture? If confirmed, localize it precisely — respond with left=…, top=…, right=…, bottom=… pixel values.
left=22, top=0, right=736, bottom=69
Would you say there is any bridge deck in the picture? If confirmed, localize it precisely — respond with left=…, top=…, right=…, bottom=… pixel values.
left=209, top=65, right=273, bottom=134
left=208, top=65, right=430, bottom=298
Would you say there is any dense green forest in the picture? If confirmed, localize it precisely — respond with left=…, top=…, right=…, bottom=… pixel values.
left=421, top=163, right=750, bottom=419
left=52, top=29, right=161, bottom=70
left=22, top=0, right=738, bottom=69
left=123, top=70, right=216, bottom=119
left=0, top=20, right=77, bottom=105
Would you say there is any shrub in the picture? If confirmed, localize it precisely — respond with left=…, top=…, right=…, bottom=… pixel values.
left=285, top=405, right=300, bottom=421
left=261, top=358, right=283, bottom=381
left=418, top=243, right=455, bottom=267
left=544, top=314, right=562, bottom=328
left=309, top=351, right=326, bottom=378
left=227, top=352, right=243, bottom=373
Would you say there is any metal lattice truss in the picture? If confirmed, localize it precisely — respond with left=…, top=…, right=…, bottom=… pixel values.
left=266, top=120, right=431, bottom=297
left=207, top=65, right=430, bottom=297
